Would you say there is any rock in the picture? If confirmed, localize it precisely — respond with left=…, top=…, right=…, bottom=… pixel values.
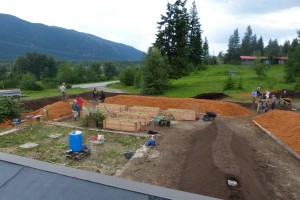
left=19, top=142, right=39, bottom=149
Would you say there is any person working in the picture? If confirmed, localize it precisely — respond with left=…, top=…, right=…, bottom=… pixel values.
left=278, top=91, right=287, bottom=105
left=92, top=88, right=99, bottom=108
left=71, top=100, right=80, bottom=121
left=76, top=96, right=83, bottom=117
left=100, top=91, right=105, bottom=103
left=271, top=94, right=277, bottom=110
left=60, top=83, right=67, bottom=101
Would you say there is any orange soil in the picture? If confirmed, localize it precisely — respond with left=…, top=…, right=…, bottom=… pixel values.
left=0, top=99, right=92, bottom=129
left=105, top=95, right=252, bottom=117
left=253, top=110, right=300, bottom=155
left=0, top=120, right=12, bottom=129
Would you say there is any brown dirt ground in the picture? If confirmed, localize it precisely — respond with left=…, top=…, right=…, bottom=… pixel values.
left=1, top=93, right=300, bottom=199
left=116, top=117, right=300, bottom=200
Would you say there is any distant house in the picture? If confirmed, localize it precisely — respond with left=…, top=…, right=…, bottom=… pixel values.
left=240, top=56, right=288, bottom=65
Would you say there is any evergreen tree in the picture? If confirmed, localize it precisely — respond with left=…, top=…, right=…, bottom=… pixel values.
left=257, top=36, right=264, bottom=56
left=265, top=39, right=280, bottom=64
left=140, top=47, right=169, bottom=95
left=225, top=28, right=241, bottom=64
left=155, top=0, right=189, bottom=79
left=250, top=34, right=258, bottom=55
left=241, top=26, right=253, bottom=55
left=188, top=1, right=202, bottom=66
left=202, top=37, right=209, bottom=64
left=285, top=31, right=300, bottom=82
left=282, top=40, right=291, bottom=56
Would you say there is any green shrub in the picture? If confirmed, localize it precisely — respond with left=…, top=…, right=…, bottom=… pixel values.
left=223, top=76, right=235, bottom=90
left=295, top=78, right=300, bottom=91
left=20, top=73, right=43, bottom=91
left=0, top=97, right=22, bottom=123
left=79, top=109, right=105, bottom=128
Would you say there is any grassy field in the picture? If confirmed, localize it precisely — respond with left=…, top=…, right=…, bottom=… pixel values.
left=108, top=64, right=296, bottom=101
left=0, top=122, right=145, bottom=175
left=21, top=87, right=90, bottom=100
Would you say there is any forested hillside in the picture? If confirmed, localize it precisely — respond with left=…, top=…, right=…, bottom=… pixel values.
left=0, top=14, right=145, bottom=61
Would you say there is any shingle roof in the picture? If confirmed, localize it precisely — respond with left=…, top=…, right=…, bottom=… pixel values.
left=0, top=152, right=217, bottom=200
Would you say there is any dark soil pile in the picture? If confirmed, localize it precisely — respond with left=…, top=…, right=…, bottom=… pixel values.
left=192, top=93, right=230, bottom=100
left=270, top=89, right=300, bottom=99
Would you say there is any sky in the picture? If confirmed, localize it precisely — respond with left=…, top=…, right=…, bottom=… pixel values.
left=1, top=0, right=300, bottom=55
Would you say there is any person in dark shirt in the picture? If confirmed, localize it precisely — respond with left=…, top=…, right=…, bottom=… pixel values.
left=100, top=91, right=105, bottom=103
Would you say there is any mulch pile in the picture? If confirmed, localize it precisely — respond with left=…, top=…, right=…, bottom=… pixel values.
left=105, top=95, right=252, bottom=117
left=253, top=110, right=300, bottom=155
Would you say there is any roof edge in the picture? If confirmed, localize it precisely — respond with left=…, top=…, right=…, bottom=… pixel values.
left=0, top=152, right=217, bottom=200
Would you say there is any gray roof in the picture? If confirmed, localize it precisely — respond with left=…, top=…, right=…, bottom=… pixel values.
left=0, top=152, right=217, bottom=200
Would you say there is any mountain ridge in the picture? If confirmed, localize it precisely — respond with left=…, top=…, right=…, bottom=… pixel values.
left=0, top=13, right=145, bottom=61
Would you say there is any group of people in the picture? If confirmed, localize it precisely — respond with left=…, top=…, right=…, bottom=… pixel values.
left=252, top=86, right=288, bottom=113
left=252, top=86, right=276, bottom=112
left=60, top=82, right=106, bottom=120
left=71, top=96, right=83, bottom=121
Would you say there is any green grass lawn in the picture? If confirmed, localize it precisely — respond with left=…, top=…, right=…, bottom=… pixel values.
left=21, top=88, right=90, bottom=100
left=108, top=64, right=296, bottom=101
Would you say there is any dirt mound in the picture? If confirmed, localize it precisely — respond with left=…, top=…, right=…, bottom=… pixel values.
left=27, top=99, right=93, bottom=120
left=105, top=95, right=252, bottom=117
left=270, top=89, right=300, bottom=99
left=22, top=91, right=121, bottom=111
left=192, top=93, right=229, bottom=100
left=0, top=99, right=93, bottom=129
left=253, top=110, right=300, bottom=155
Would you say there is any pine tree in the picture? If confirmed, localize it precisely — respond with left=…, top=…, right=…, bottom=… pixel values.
left=202, top=37, right=209, bottom=64
left=155, top=0, right=190, bottom=79
left=188, top=1, right=202, bottom=66
left=265, top=39, right=280, bottom=64
left=140, top=47, right=169, bottom=95
left=225, top=28, right=241, bottom=64
left=257, top=36, right=264, bottom=55
left=241, top=26, right=253, bottom=56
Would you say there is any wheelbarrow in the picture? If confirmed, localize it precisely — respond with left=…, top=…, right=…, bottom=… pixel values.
left=202, top=111, right=217, bottom=121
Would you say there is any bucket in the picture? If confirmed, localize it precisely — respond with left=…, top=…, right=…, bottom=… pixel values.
left=69, top=131, right=82, bottom=152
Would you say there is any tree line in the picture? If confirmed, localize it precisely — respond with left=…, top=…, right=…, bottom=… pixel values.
left=0, top=52, right=135, bottom=90
left=223, top=26, right=299, bottom=65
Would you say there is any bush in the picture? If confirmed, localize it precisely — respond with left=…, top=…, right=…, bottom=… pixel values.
left=41, top=78, right=58, bottom=89
left=0, top=97, right=22, bottom=123
left=223, top=76, right=235, bottom=90
left=20, top=73, right=43, bottom=91
left=79, top=109, right=105, bottom=128
left=119, top=67, right=136, bottom=86
left=295, top=78, right=300, bottom=91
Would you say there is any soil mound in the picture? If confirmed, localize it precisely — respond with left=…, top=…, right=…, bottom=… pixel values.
left=27, top=99, right=92, bottom=121
left=105, top=95, right=252, bottom=117
left=270, top=89, right=300, bottom=99
left=192, top=93, right=229, bottom=100
left=253, top=110, right=300, bottom=155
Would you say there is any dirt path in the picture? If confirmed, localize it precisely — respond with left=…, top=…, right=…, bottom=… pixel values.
left=117, top=117, right=300, bottom=200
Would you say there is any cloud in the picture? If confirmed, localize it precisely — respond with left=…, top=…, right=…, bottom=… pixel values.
left=213, top=0, right=300, bottom=15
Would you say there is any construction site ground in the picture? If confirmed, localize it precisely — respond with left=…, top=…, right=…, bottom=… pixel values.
left=1, top=91, right=300, bottom=200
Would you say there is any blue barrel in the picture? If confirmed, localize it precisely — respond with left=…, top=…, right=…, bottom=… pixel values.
left=69, top=131, right=82, bottom=152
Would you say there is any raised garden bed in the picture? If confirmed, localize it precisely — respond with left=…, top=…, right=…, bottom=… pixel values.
left=117, top=111, right=151, bottom=126
left=128, top=106, right=160, bottom=118
left=163, top=108, right=197, bottom=121
left=103, top=118, right=142, bottom=133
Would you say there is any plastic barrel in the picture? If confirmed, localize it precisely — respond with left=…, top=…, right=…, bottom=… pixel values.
left=69, top=131, right=82, bottom=152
